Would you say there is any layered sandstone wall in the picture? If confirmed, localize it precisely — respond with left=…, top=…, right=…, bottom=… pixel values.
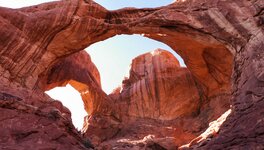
left=113, top=49, right=201, bottom=120
left=101, top=49, right=230, bottom=148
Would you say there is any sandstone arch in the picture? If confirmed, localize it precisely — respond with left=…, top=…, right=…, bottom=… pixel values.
left=0, top=0, right=233, bottom=91
left=0, top=0, right=263, bottom=149
left=0, top=0, right=233, bottom=113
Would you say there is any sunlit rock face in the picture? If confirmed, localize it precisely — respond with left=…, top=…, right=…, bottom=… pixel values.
left=100, top=49, right=230, bottom=148
left=0, top=0, right=263, bottom=149
left=114, top=49, right=201, bottom=120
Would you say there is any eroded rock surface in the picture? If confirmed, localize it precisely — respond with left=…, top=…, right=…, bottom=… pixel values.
left=0, top=0, right=263, bottom=149
left=116, top=49, right=200, bottom=120
left=92, top=49, right=230, bottom=149
left=38, top=50, right=110, bottom=115
left=0, top=90, right=92, bottom=150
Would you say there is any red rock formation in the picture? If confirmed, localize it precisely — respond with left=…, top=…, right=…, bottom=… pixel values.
left=114, top=49, right=201, bottom=120
left=0, top=90, right=92, bottom=149
left=0, top=0, right=263, bottom=149
left=96, top=49, right=230, bottom=149
left=38, top=50, right=110, bottom=115
left=0, top=0, right=233, bottom=94
left=38, top=50, right=120, bottom=146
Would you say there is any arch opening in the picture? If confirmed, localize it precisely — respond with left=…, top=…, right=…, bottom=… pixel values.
left=44, top=32, right=233, bottom=148
left=44, top=34, right=187, bottom=130
left=86, top=34, right=186, bottom=94
left=78, top=31, right=234, bottom=147
left=45, top=84, right=86, bottom=130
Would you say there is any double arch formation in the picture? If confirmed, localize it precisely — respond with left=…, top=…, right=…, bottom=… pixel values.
left=0, top=0, right=263, bottom=149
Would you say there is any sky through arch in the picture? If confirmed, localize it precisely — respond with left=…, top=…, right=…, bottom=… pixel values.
left=86, top=34, right=185, bottom=94
left=93, top=0, right=174, bottom=10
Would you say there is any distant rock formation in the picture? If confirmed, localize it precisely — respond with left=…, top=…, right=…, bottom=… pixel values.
left=116, top=49, right=200, bottom=120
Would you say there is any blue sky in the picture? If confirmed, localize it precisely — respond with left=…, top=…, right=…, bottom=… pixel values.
left=0, top=0, right=173, bottom=9
left=0, top=0, right=183, bottom=129
left=93, top=0, right=173, bottom=10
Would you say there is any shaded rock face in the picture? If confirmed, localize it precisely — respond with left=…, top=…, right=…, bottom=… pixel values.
left=38, top=50, right=109, bottom=115
left=0, top=0, right=263, bottom=149
left=0, top=91, right=92, bottom=150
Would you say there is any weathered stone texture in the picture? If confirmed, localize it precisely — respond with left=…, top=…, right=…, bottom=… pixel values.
left=0, top=0, right=263, bottom=149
